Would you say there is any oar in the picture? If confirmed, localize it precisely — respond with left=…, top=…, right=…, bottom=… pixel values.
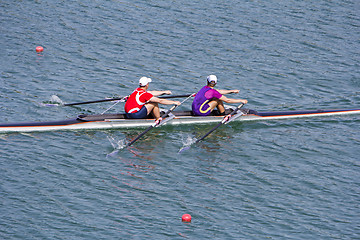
left=179, top=102, right=245, bottom=153
left=43, top=96, right=127, bottom=107
left=63, top=97, right=127, bottom=106
left=45, top=94, right=194, bottom=107
left=124, top=93, right=195, bottom=149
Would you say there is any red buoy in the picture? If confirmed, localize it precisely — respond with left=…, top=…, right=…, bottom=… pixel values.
left=182, top=214, right=191, bottom=222
left=36, top=46, right=44, bottom=52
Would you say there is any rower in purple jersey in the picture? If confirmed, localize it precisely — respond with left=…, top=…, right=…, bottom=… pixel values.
left=192, top=75, right=248, bottom=116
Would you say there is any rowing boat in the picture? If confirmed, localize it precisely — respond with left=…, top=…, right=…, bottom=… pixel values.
left=0, top=108, right=359, bottom=133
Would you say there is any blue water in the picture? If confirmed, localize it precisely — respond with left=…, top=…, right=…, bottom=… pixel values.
left=1, top=1, right=360, bottom=239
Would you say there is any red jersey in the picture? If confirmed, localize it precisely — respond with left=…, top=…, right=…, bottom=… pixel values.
left=124, top=88, right=153, bottom=113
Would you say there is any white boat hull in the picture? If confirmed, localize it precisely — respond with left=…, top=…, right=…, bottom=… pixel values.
left=1, top=108, right=360, bottom=133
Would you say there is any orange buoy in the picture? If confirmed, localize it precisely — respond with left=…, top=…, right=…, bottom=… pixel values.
left=36, top=46, right=44, bottom=52
left=182, top=214, right=191, bottom=222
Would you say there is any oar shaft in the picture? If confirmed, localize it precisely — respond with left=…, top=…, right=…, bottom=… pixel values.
left=195, top=103, right=245, bottom=143
left=126, top=126, right=154, bottom=147
left=63, top=93, right=194, bottom=107
left=64, top=97, right=125, bottom=106
left=195, top=121, right=223, bottom=143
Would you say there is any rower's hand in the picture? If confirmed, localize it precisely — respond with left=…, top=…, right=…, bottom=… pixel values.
left=174, top=101, right=181, bottom=105
left=241, top=99, right=248, bottom=104
left=164, top=90, right=172, bottom=95
left=232, top=90, right=240, bottom=94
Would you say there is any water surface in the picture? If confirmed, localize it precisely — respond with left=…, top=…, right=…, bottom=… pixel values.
left=1, top=0, right=360, bottom=239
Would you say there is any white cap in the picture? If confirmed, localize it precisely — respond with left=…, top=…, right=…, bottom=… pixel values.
left=139, top=77, right=152, bottom=86
left=207, top=75, right=217, bottom=83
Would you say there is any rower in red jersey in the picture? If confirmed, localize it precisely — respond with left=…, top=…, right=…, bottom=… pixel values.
left=124, top=77, right=181, bottom=120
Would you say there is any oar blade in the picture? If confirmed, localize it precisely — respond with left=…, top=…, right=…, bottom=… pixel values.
left=106, top=149, right=119, bottom=158
left=178, top=145, right=191, bottom=153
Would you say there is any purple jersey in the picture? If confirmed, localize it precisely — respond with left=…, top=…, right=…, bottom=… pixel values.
left=192, top=86, right=222, bottom=116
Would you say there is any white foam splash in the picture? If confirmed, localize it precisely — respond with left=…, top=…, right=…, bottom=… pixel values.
left=49, top=95, right=64, bottom=105
left=106, top=135, right=128, bottom=157
left=182, top=134, right=197, bottom=146
left=178, top=134, right=197, bottom=153
left=40, top=95, right=65, bottom=106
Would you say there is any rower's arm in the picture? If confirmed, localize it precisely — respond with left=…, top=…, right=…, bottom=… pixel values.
left=148, top=90, right=172, bottom=97
left=219, top=95, right=248, bottom=104
left=149, top=96, right=180, bottom=105
left=217, top=89, right=240, bottom=95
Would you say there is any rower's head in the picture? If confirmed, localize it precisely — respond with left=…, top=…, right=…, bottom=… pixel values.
left=139, top=77, right=152, bottom=88
left=207, top=75, right=217, bottom=87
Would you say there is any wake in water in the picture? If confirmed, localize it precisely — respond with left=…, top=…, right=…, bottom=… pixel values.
left=106, top=135, right=128, bottom=157
left=40, top=95, right=65, bottom=106
left=178, top=134, right=197, bottom=153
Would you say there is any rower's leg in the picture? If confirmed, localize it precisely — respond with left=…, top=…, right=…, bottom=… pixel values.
left=208, top=99, right=225, bottom=115
left=145, top=102, right=160, bottom=119
left=152, top=103, right=161, bottom=120
left=216, top=100, right=225, bottom=115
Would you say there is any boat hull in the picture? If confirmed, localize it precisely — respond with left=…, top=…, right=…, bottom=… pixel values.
left=0, top=108, right=359, bottom=133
